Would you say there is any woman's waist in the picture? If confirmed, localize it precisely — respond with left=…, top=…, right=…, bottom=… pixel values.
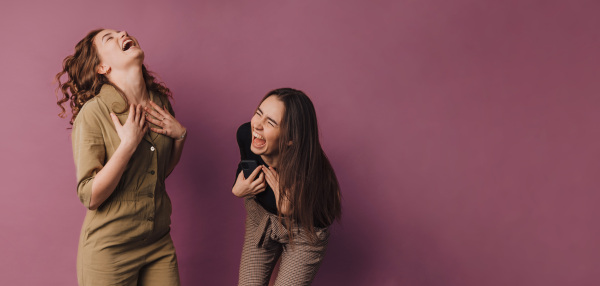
left=81, top=200, right=172, bottom=247
left=106, top=180, right=167, bottom=201
left=245, top=197, right=329, bottom=229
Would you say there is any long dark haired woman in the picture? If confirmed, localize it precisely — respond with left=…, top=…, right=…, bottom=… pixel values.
left=56, top=29, right=187, bottom=285
left=232, top=88, right=341, bottom=285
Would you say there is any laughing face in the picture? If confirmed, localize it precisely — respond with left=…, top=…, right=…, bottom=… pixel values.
left=94, top=29, right=143, bottom=74
left=250, top=95, right=285, bottom=165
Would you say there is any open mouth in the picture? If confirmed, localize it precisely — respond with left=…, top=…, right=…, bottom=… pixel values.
left=122, top=39, right=134, bottom=51
left=252, top=131, right=266, bottom=148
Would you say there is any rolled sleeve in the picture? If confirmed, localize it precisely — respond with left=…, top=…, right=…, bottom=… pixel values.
left=72, top=100, right=106, bottom=209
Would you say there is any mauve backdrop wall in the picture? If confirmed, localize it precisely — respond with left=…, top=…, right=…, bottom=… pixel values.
left=1, top=0, right=599, bottom=285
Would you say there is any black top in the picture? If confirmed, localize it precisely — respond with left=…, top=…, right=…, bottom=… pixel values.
left=236, top=122, right=278, bottom=214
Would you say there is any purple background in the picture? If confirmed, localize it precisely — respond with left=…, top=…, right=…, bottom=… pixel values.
left=1, top=0, right=599, bottom=285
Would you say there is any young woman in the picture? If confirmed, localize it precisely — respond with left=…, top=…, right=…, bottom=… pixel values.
left=56, top=29, right=187, bottom=285
left=232, top=88, right=342, bottom=285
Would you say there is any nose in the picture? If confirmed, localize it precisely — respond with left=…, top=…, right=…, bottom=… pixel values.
left=254, top=119, right=264, bottom=130
left=117, top=30, right=128, bottom=38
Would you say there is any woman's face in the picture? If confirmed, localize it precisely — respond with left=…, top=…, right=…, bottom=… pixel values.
left=250, top=95, right=285, bottom=160
left=94, top=29, right=143, bottom=74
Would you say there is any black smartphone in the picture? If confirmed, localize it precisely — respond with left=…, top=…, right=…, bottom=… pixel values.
left=240, top=160, right=259, bottom=179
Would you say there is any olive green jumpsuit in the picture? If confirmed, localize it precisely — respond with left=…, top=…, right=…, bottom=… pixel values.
left=72, top=84, right=180, bottom=285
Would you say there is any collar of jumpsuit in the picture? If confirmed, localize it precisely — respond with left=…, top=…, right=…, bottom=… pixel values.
left=97, top=84, right=161, bottom=143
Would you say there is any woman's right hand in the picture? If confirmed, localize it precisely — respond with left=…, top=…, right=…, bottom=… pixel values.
left=110, top=104, right=148, bottom=152
left=232, top=167, right=266, bottom=197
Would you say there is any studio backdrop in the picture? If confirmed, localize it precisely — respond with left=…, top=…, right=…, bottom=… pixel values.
left=1, top=0, right=599, bottom=285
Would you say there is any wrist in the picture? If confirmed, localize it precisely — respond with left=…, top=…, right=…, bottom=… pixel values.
left=118, top=140, right=138, bottom=154
left=232, top=186, right=244, bottom=197
left=175, top=128, right=187, bottom=141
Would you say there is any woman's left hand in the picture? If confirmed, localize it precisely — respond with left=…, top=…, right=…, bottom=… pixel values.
left=262, top=166, right=280, bottom=195
left=144, top=101, right=186, bottom=139
left=262, top=166, right=292, bottom=215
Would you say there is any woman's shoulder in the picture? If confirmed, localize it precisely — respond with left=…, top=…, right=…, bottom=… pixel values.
left=74, top=97, right=102, bottom=125
left=73, top=85, right=116, bottom=126
left=236, top=122, right=251, bottom=148
left=237, top=122, right=251, bottom=138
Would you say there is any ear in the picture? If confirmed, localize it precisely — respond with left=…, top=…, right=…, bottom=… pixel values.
left=97, top=64, right=110, bottom=75
left=287, top=140, right=293, bottom=146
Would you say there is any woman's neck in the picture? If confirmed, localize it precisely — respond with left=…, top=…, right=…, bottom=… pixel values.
left=261, top=154, right=279, bottom=169
left=108, top=66, right=149, bottom=105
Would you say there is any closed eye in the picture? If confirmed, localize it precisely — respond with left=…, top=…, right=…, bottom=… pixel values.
left=102, top=32, right=114, bottom=43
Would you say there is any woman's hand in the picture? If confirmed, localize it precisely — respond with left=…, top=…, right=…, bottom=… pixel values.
left=144, top=101, right=186, bottom=139
left=262, top=166, right=291, bottom=215
left=232, top=167, right=266, bottom=197
left=110, top=104, right=148, bottom=152
left=262, top=166, right=279, bottom=196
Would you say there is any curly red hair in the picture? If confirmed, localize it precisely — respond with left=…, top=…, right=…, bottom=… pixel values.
left=55, top=28, right=172, bottom=124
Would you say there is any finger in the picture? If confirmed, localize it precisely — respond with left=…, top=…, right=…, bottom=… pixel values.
left=262, top=166, right=274, bottom=181
left=110, top=113, right=122, bottom=128
left=263, top=169, right=273, bottom=181
left=246, top=166, right=262, bottom=181
left=163, top=105, right=172, bottom=115
left=152, top=127, right=169, bottom=137
left=144, top=105, right=163, bottom=120
left=145, top=114, right=162, bottom=126
left=127, top=104, right=135, bottom=122
left=150, top=127, right=165, bottom=134
left=139, top=109, right=146, bottom=128
left=253, top=184, right=266, bottom=194
left=148, top=100, right=168, bottom=117
left=263, top=172, right=273, bottom=185
left=142, top=122, right=149, bottom=133
left=134, top=104, right=142, bottom=124
left=251, top=173, right=265, bottom=188
left=263, top=174, right=274, bottom=188
left=236, top=171, right=245, bottom=182
left=254, top=173, right=265, bottom=184
left=269, top=166, right=279, bottom=179
left=261, top=165, right=269, bottom=173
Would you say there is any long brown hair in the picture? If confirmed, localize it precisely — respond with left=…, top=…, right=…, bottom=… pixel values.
left=55, top=28, right=172, bottom=124
left=262, top=88, right=342, bottom=242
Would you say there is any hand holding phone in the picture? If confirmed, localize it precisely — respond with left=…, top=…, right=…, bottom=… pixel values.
left=240, top=160, right=259, bottom=179
left=233, top=160, right=266, bottom=197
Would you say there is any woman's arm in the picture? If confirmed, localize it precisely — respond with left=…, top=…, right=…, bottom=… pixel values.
left=166, top=134, right=186, bottom=176
left=89, top=140, right=136, bottom=210
left=89, top=104, right=148, bottom=210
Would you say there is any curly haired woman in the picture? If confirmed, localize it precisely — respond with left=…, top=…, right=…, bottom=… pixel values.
left=56, top=28, right=187, bottom=286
